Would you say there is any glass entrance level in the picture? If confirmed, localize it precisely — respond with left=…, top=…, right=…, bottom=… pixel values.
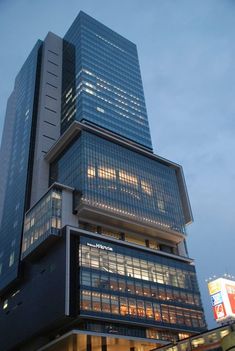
left=38, top=332, right=163, bottom=351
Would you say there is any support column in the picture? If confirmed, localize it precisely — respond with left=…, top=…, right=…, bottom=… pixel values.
left=102, top=336, right=107, bottom=351
left=87, top=335, right=92, bottom=351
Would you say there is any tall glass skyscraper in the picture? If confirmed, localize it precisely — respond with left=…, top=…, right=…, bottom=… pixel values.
left=0, top=12, right=206, bottom=351
left=62, top=12, right=152, bottom=149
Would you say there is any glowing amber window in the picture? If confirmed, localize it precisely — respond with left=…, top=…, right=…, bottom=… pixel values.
left=141, top=180, right=152, bottom=195
left=119, top=170, right=138, bottom=187
left=87, top=166, right=96, bottom=178
left=21, top=188, right=62, bottom=258
left=98, top=167, right=116, bottom=179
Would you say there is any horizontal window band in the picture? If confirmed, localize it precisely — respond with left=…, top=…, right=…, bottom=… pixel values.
left=45, top=107, right=57, bottom=113
left=48, top=60, right=59, bottom=67
left=46, top=94, right=57, bottom=101
left=47, top=71, right=58, bottom=77
left=44, top=120, right=56, bottom=126
left=48, top=49, right=59, bottom=56
left=46, top=82, right=58, bottom=89
left=42, top=134, right=56, bottom=141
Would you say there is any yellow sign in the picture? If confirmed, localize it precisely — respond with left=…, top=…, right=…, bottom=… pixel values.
left=208, top=279, right=222, bottom=295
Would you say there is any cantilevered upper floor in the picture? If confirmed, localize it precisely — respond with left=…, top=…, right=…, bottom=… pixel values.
left=44, top=121, right=192, bottom=244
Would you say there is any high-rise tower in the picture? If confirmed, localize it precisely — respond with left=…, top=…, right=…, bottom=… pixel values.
left=0, top=11, right=206, bottom=351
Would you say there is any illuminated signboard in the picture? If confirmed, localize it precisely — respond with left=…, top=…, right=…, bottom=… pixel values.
left=208, top=278, right=235, bottom=322
left=86, top=242, right=113, bottom=251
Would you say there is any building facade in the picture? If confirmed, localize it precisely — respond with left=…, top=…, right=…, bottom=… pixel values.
left=0, top=11, right=206, bottom=351
left=152, top=322, right=235, bottom=351
left=25, top=323, right=235, bottom=351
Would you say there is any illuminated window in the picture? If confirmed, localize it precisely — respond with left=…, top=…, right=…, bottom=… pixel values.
left=22, top=188, right=62, bottom=256
left=110, top=295, right=119, bottom=314
left=52, top=191, right=61, bottom=199
left=162, top=307, right=170, bottom=323
left=149, top=240, right=159, bottom=250
left=81, top=290, right=91, bottom=310
left=3, top=300, right=8, bottom=310
left=92, top=291, right=101, bottom=311
left=137, top=300, right=145, bottom=317
left=170, top=312, right=177, bottom=325
left=98, top=167, right=116, bottom=179
left=153, top=303, right=161, bottom=321
left=51, top=217, right=60, bottom=228
left=87, top=166, right=96, bottom=178
left=85, top=88, right=96, bottom=95
left=191, top=338, right=205, bottom=349
left=220, top=329, right=230, bottom=338
left=118, top=279, right=126, bottom=291
left=65, top=87, right=72, bottom=98
left=129, top=298, right=137, bottom=316
left=30, top=217, right=35, bottom=227
left=97, top=106, right=105, bottom=113
left=11, top=290, right=20, bottom=298
left=84, top=82, right=95, bottom=89
left=9, top=252, right=15, bottom=267
left=101, top=293, right=110, bottom=313
left=120, top=297, right=128, bottom=315
left=145, top=302, right=154, bottom=319
left=141, top=180, right=152, bottom=195
left=158, top=196, right=165, bottom=213
left=125, top=233, right=145, bottom=246
left=101, top=228, right=120, bottom=239
left=119, top=170, right=138, bottom=187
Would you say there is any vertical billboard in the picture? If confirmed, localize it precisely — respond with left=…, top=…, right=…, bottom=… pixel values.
left=208, top=278, right=235, bottom=322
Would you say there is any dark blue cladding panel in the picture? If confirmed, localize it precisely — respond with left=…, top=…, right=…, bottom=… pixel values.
left=0, top=41, right=42, bottom=291
left=0, top=239, right=67, bottom=351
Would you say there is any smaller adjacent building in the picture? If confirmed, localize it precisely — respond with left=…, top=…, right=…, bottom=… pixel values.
left=208, top=277, right=235, bottom=324
left=151, top=323, right=235, bottom=351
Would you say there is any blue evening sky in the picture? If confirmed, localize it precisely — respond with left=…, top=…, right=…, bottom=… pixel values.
left=1, top=0, right=235, bottom=328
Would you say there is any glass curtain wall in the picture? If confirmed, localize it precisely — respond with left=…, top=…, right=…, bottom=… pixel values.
left=62, top=12, right=153, bottom=150
left=78, top=237, right=206, bottom=332
left=50, top=132, right=186, bottom=234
